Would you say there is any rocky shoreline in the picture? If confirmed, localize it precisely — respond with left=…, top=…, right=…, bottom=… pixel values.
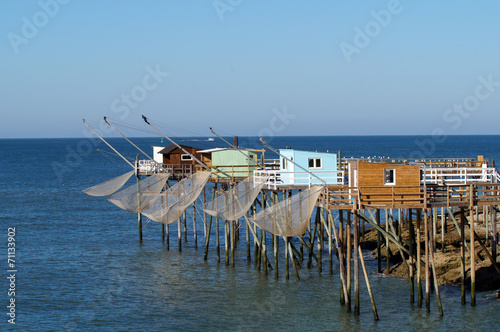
left=360, top=211, right=500, bottom=295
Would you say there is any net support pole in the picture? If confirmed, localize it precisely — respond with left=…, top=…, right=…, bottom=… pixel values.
left=136, top=155, right=143, bottom=243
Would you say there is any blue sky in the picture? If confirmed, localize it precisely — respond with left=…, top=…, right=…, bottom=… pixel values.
left=1, top=0, right=500, bottom=138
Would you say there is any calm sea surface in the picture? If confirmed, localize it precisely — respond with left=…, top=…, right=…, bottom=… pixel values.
left=1, top=135, right=500, bottom=331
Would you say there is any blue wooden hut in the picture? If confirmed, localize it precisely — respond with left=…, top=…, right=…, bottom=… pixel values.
left=279, top=149, right=340, bottom=185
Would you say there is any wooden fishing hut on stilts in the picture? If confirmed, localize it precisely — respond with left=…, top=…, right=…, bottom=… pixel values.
left=83, top=117, right=500, bottom=320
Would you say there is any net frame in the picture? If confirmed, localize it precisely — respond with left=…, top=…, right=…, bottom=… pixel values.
left=250, top=185, right=324, bottom=237
left=83, top=170, right=135, bottom=197
left=203, top=175, right=269, bottom=221
left=107, top=173, right=169, bottom=213
left=142, top=171, right=211, bottom=224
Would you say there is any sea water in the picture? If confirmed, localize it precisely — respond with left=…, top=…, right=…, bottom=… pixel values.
left=1, top=135, right=500, bottom=331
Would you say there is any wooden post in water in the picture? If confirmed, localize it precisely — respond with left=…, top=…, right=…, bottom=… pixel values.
left=433, top=207, right=437, bottom=253
left=359, top=246, right=379, bottom=320
left=274, top=234, right=279, bottom=279
left=162, top=224, right=165, bottom=243
left=183, top=210, right=188, bottom=243
left=328, top=209, right=333, bottom=275
left=385, top=209, right=390, bottom=274
left=376, top=209, right=381, bottom=273
left=353, top=208, right=360, bottom=315
left=429, top=220, right=444, bottom=316
left=203, top=185, right=216, bottom=261
left=285, top=236, right=290, bottom=280
left=330, top=210, right=349, bottom=309
left=492, top=205, right=497, bottom=261
left=216, top=216, right=220, bottom=263
left=317, top=207, right=323, bottom=274
left=231, top=217, right=235, bottom=267
left=263, top=230, right=268, bottom=276
left=178, top=216, right=182, bottom=252
left=225, top=220, right=229, bottom=266
left=136, top=155, right=143, bottom=243
left=193, top=201, right=197, bottom=249
left=441, top=208, right=445, bottom=253
left=425, top=209, right=430, bottom=313
left=246, top=212, right=251, bottom=262
left=470, top=206, right=476, bottom=307
left=339, top=210, right=345, bottom=305
left=408, top=208, right=415, bottom=304
left=166, top=223, right=169, bottom=250
left=417, top=208, right=423, bottom=307
left=460, top=207, right=466, bottom=305
left=203, top=186, right=207, bottom=243
left=347, top=212, right=352, bottom=306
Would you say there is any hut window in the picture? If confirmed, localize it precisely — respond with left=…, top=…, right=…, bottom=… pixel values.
left=181, top=154, right=193, bottom=161
left=282, top=157, right=288, bottom=170
left=384, top=169, right=395, bottom=185
left=309, top=158, right=322, bottom=169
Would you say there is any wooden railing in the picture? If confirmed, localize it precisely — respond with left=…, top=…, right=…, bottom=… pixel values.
left=322, top=183, right=500, bottom=210
left=209, top=165, right=259, bottom=182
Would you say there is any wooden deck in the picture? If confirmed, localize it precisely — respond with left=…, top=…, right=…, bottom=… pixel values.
left=320, top=183, right=500, bottom=210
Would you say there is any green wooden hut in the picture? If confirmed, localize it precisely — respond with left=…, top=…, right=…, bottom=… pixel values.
left=198, top=148, right=263, bottom=180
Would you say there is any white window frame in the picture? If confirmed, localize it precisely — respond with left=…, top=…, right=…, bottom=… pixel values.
left=282, top=157, right=288, bottom=170
left=384, top=168, right=396, bottom=185
left=181, top=154, right=193, bottom=161
left=308, top=158, right=322, bottom=169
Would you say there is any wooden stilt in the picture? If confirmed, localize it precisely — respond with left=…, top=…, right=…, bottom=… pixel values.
left=274, top=234, right=279, bottom=279
left=433, top=207, right=437, bottom=253
left=409, top=208, right=415, bottom=304
left=263, top=231, right=268, bottom=276
left=329, top=210, right=349, bottom=309
left=376, top=209, right=381, bottom=273
left=441, top=208, right=445, bottom=253
left=231, top=218, right=235, bottom=267
left=166, top=223, right=169, bottom=250
left=136, top=156, right=143, bottom=243
left=385, top=209, right=390, bottom=274
left=469, top=185, right=476, bottom=306
left=203, top=185, right=216, bottom=261
left=460, top=208, right=466, bottom=305
left=178, top=216, right=182, bottom=252
left=183, top=210, right=187, bottom=243
left=193, top=201, right=197, bottom=249
left=425, top=210, right=430, bottom=313
left=492, top=205, right=497, bottom=261
left=162, top=223, right=165, bottom=243
left=328, top=209, right=333, bottom=275
left=288, top=241, right=300, bottom=281
left=246, top=213, right=251, bottom=262
left=308, top=214, right=318, bottom=269
left=317, top=207, right=323, bottom=274
left=347, top=212, right=352, bottom=304
left=225, top=220, right=229, bottom=266
left=203, top=186, right=207, bottom=242
left=429, top=213, right=443, bottom=316
left=470, top=207, right=476, bottom=307
left=285, top=236, right=290, bottom=280
left=353, top=210, right=360, bottom=315
left=216, top=216, right=220, bottom=263
left=417, top=209, right=423, bottom=308
left=358, top=246, right=379, bottom=320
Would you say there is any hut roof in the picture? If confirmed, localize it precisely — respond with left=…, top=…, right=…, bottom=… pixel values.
left=157, top=144, right=201, bottom=155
